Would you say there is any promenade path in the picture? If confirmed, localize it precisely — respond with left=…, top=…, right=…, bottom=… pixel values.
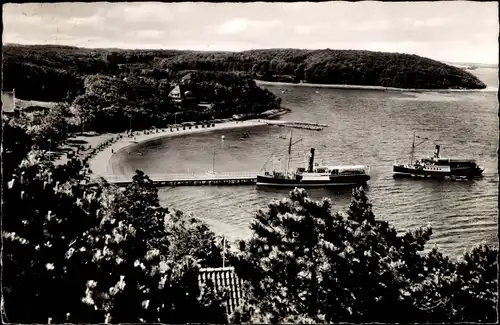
left=88, top=120, right=275, bottom=181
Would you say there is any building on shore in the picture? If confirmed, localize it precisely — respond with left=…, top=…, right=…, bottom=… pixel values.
left=168, top=73, right=216, bottom=120
left=168, top=73, right=195, bottom=104
left=2, top=88, right=17, bottom=116
left=168, top=84, right=183, bottom=103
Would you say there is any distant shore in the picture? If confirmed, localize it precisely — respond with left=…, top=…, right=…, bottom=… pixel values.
left=255, top=80, right=498, bottom=93
left=88, top=119, right=285, bottom=180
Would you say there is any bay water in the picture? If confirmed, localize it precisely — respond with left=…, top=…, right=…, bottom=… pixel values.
left=111, top=68, right=498, bottom=258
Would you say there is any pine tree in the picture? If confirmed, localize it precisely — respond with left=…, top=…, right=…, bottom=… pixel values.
left=233, top=186, right=496, bottom=323
left=320, top=186, right=433, bottom=322
left=233, top=188, right=332, bottom=322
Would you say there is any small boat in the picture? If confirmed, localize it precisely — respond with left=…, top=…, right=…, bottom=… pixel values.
left=257, top=132, right=370, bottom=187
left=240, top=131, right=250, bottom=140
left=393, top=132, right=484, bottom=180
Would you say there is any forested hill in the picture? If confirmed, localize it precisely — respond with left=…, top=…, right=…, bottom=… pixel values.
left=3, top=45, right=486, bottom=103
left=162, top=48, right=487, bottom=89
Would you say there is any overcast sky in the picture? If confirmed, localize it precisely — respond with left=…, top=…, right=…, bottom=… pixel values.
left=3, top=1, right=498, bottom=64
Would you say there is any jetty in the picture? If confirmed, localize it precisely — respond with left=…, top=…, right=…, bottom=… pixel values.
left=99, top=171, right=258, bottom=187
left=266, top=121, right=328, bottom=131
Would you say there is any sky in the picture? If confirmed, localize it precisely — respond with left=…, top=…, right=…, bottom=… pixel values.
left=3, top=1, right=498, bottom=64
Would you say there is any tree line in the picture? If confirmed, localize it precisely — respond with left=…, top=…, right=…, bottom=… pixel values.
left=3, top=45, right=486, bottom=105
left=3, top=45, right=281, bottom=134
left=2, top=115, right=497, bottom=323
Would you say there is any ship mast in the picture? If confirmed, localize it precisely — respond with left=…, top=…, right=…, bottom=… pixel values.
left=409, top=131, right=416, bottom=165
left=258, top=133, right=301, bottom=175
left=409, top=131, right=430, bottom=165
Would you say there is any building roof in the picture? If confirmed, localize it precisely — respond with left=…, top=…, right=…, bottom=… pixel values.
left=181, top=73, right=193, bottom=82
left=198, top=266, right=244, bottom=317
left=2, top=90, right=15, bottom=113
left=169, top=85, right=181, bottom=96
left=198, top=103, right=214, bottom=109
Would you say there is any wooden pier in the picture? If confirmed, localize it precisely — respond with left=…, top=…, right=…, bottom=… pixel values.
left=100, top=171, right=258, bottom=187
left=267, top=121, right=328, bottom=131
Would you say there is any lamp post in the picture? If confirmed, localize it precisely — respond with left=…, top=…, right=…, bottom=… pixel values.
left=222, top=236, right=226, bottom=268
left=211, top=103, right=215, bottom=126
left=212, top=148, right=216, bottom=174
left=48, top=138, right=52, bottom=162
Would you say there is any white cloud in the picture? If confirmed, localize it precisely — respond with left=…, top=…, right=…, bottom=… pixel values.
left=351, top=20, right=392, bottom=31
left=66, top=15, right=103, bottom=26
left=412, top=17, right=448, bottom=28
left=216, top=18, right=281, bottom=35
left=130, top=30, right=165, bottom=39
left=2, top=2, right=498, bottom=64
left=294, top=23, right=327, bottom=35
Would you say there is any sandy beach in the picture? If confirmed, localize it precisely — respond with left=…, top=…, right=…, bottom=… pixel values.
left=88, top=119, right=283, bottom=180
left=255, top=79, right=498, bottom=93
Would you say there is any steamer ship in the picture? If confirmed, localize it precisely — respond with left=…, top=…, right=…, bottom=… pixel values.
left=256, top=133, right=370, bottom=187
left=393, top=132, right=484, bottom=180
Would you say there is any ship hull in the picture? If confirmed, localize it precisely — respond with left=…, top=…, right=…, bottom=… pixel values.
left=393, top=165, right=483, bottom=179
left=256, top=174, right=370, bottom=188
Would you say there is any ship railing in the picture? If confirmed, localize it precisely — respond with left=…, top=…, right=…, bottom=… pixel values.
left=393, top=160, right=409, bottom=167
left=336, top=166, right=370, bottom=175
left=339, top=170, right=369, bottom=176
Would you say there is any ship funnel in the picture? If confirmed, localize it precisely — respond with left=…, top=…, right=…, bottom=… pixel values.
left=308, top=148, right=315, bottom=172
left=434, top=145, right=440, bottom=158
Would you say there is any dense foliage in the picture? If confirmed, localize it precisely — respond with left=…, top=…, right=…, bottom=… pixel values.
left=231, top=187, right=498, bottom=323
left=3, top=45, right=486, bottom=105
left=2, top=120, right=230, bottom=323
left=235, top=49, right=487, bottom=89
left=2, top=117, right=34, bottom=182
left=71, top=74, right=172, bottom=132
left=3, top=45, right=281, bottom=134
left=175, top=70, right=280, bottom=117
left=1, top=116, right=497, bottom=323
left=70, top=71, right=279, bottom=133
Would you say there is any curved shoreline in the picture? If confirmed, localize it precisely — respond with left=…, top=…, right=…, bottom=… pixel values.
left=255, top=80, right=498, bottom=93
left=88, top=119, right=282, bottom=180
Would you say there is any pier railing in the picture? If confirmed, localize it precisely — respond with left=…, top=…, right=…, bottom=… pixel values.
left=98, top=171, right=259, bottom=184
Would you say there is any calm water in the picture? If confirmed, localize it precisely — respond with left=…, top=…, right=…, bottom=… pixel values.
left=110, top=68, right=498, bottom=258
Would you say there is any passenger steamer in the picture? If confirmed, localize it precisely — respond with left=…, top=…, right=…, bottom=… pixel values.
left=256, top=133, right=370, bottom=187
left=393, top=132, right=484, bottom=180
